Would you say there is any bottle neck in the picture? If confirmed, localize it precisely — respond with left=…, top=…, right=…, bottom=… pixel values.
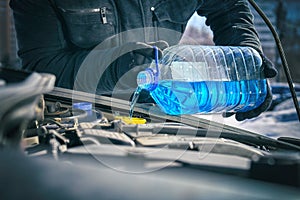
left=137, top=46, right=160, bottom=91
left=137, top=68, right=158, bottom=91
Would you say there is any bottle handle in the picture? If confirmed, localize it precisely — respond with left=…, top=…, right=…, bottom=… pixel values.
left=144, top=46, right=160, bottom=91
left=153, top=46, right=160, bottom=77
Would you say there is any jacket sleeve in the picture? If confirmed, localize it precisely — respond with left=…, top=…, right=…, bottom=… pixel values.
left=10, top=0, right=155, bottom=95
left=197, top=0, right=262, bottom=53
left=9, top=0, right=92, bottom=89
left=10, top=0, right=135, bottom=94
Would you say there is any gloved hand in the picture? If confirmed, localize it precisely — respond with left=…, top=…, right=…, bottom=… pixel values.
left=223, top=54, right=278, bottom=121
left=261, top=55, right=278, bottom=78
left=97, top=40, right=169, bottom=94
left=231, top=80, right=273, bottom=121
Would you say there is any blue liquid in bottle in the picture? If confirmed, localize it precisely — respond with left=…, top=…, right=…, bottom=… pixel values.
left=148, top=79, right=267, bottom=115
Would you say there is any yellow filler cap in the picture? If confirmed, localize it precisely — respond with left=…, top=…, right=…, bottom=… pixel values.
left=114, top=116, right=147, bottom=124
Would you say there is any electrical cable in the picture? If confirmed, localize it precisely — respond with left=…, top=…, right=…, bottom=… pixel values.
left=248, top=0, right=300, bottom=122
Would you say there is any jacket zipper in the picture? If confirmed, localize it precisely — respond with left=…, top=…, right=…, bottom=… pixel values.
left=59, top=7, right=101, bottom=14
left=59, top=7, right=108, bottom=24
left=100, top=7, right=108, bottom=24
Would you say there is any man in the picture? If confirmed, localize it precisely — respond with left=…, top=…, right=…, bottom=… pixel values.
left=10, top=0, right=277, bottom=120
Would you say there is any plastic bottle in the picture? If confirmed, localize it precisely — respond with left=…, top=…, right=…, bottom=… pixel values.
left=136, top=45, right=267, bottom=115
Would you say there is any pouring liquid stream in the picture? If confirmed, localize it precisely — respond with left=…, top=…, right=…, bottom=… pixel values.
left=129, top=87, right=142, bottom=118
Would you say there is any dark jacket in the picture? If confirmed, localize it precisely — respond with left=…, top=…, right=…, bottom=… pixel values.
left=10, top=0, right=261, bottom=94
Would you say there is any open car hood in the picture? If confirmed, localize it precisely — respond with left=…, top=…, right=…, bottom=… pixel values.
left=1, top=67, right=300, bottom=199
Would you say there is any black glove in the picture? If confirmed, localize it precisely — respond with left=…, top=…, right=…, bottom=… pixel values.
left=223, top=54, right=278, bottom=121
left=234, top=80, right=273, bottom=121
left=261, top=55, right=278, bottom=78
left=97, top=40, right=169, bottom=94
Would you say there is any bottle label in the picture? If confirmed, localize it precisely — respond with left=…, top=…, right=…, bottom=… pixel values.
left=168, top=62, right=209, bottom=81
